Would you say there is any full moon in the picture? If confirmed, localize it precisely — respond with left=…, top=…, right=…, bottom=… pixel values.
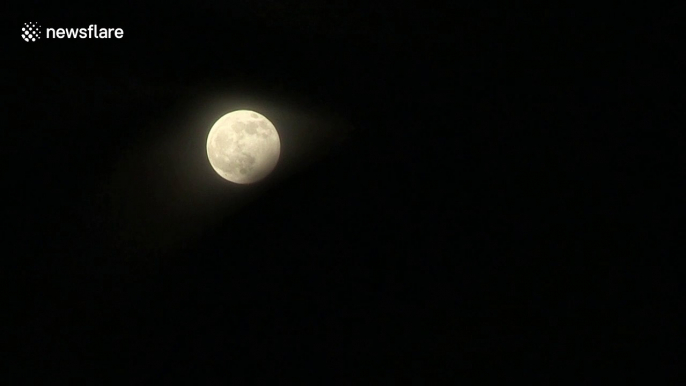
left=206, top=110, right=281, bottom=184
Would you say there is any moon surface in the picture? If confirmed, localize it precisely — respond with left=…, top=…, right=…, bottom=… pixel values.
left=206, top=110, right=281, bottom=184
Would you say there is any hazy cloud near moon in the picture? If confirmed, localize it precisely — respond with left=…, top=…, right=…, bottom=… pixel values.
left=103, top=88, right=354, bottom=256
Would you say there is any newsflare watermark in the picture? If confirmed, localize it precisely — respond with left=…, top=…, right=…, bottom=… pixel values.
left=22, top=22, right=124, bottom=43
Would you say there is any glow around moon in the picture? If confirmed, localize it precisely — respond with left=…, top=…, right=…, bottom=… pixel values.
left=206, top=110, right=281, bottom=184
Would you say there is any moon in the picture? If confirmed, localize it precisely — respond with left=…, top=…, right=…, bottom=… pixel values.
left=206, top=110, right=281, bottom=184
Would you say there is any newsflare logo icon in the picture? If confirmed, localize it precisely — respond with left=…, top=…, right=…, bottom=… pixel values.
left=22, top=22, right=41, bottom=42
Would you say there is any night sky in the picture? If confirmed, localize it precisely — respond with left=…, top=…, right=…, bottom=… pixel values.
left=8, top=3, right=682, bottom=382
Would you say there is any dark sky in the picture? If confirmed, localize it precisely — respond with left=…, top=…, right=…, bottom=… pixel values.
left=6, top=3, right=682, bottom=382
